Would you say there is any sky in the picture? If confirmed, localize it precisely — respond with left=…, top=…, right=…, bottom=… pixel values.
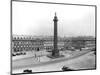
left=12, top=1, right=95, bottom=37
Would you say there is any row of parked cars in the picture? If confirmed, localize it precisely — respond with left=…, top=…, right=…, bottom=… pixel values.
left=12, top=52, right=26, bottom=56
left=22, top=66, right=76, bottom=74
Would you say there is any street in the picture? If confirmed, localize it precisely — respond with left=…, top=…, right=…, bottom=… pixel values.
left=12, top=50, right=95, bottom=74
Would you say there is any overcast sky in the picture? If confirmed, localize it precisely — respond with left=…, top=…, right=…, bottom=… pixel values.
left=12, top=1, right=95, bottom=37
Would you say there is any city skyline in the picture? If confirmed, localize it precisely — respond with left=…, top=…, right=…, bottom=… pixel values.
left=12, top=1, right=95, bottom=37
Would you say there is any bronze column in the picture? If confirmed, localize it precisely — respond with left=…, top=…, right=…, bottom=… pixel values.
left=52, top=12, right=59, bottom=57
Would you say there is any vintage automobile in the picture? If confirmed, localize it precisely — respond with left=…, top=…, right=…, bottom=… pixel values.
left=23, top=69, right=32, bottom=73
left=13, top=52, right=26, bottom=56
left=12, top=53, right=16, bottom=56
left=62, top=66, right=76, bottom=71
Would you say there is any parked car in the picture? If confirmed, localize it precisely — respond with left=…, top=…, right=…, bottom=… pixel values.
left=23, top=69, right=32, bottom=73
left=15, top=52, right=26, bottom=56
left=12, top=53, right=16, bottom=56
left=16, top=52, right=21, bottom=55
left=62, top=66, right=76, bottom=71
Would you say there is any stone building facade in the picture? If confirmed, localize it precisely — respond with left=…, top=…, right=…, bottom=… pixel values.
left=12, top=36, right=44, bottom=53
left=12, top=36, right=95, bottom=53
left=12, top=36, right=66, bottom=53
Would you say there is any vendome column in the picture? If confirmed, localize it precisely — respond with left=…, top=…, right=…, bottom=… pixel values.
left=52, top=12, right=59, bottom=57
